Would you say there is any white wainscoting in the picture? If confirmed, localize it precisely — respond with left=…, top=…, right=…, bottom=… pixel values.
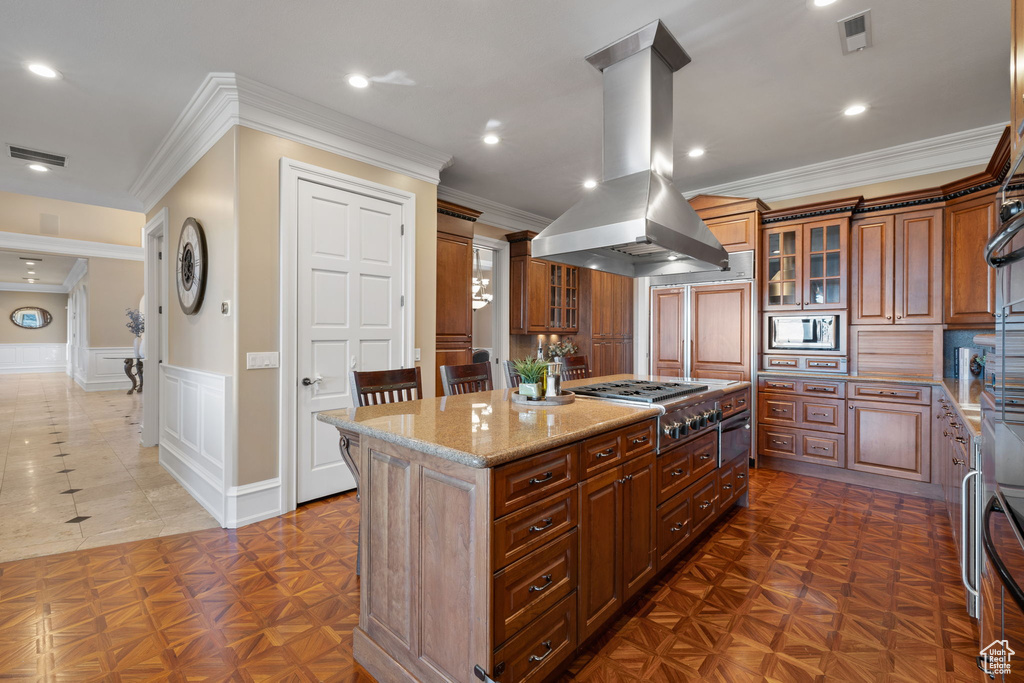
left=72, top=347, right=137, bottom=391
left=158, top=364, right=281, bottom=528
left=0, top=343, right=67, bottom=374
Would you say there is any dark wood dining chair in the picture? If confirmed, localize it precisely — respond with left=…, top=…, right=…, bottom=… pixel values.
left=350, top=366, right=423, bottom=406
left=440, top=361, right=494, bottom=396
left=504, top=360, right=522, bottom=388
left=562, top=355, right=591, bottom=381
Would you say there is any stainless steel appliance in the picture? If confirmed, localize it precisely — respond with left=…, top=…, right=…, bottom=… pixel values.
left=978, top=152, right=1024, bottom=676
left=720, top=411, right=751, bottom=468
left=765, top=313, right=843, bottom=353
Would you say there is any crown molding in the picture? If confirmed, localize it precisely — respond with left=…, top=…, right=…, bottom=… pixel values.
left=0, top=231, right=143, bottom=261
left=62, top=258, right=88, bottom=290
left=0, top=282, right=67, bottom=293
left=683, top=122, right=1008, bottom=203
left=437, top=186, right=552, bottom=233
left=131, top=73, right=454, bottom=214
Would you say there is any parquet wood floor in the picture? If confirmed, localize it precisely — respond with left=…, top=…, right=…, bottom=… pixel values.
left=0, top=469, right=979, bottom=682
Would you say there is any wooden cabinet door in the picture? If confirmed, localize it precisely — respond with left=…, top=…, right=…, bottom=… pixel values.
left=847, top=400, right=931, bottom=482
left=621, top=453, right=656, bottom=601
left=894, top=208, right=943, bottom=324
left=527, top=259, right=549, bottom=333
left=616, top=274, right=633, bottom=338
left=690, top=283, right=750, bottom=381
left=802, top=219, right=847, bottom=309
left=1014, top=0, right=1024, bottom=160
left=850, top=215, right=894, bottom=324
left=945, top=194, right=997, bottom=326
left=578, top=467, right=622, bottom=641
left=436, top=233, right=473, bottom=341
left=763, top=225, right=803, bottom=310
left=510, top=255, right=529, bottom=335
left=707, top=214, right=757, bottom=252
left=651, top=288, right=685, bottom=376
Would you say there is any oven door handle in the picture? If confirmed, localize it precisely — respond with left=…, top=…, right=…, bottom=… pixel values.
left=960, top=470, right=980, bottom=598
left=986, top=213, right=1024, bottom=268
left=982, top=494, right=1024, bottom=613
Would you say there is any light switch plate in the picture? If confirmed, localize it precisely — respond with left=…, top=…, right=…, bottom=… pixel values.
left=246, top=352, right=280, bottom=369
left=414, top=348, right=421, bottom=361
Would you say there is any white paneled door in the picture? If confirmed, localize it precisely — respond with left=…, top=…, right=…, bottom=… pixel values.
left=296, top=179, right=405, bottom=503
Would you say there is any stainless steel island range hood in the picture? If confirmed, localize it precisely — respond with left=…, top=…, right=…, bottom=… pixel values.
left=531, top=20, right=729, bottom=278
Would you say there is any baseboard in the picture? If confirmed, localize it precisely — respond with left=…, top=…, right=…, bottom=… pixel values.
left=226, top=478, right=283, bottom=527
left=159, top=440, right=226, bottom=524
left=75, top=377, right=134, bottom=391
left=73, top=347, right=136, bottom=392
left=759, top=455, right=943, bottom=500
left=0, top=364, right=66, bottom=375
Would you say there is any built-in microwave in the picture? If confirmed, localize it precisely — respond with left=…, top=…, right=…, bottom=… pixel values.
left=765, top=313, right=843, bottom=353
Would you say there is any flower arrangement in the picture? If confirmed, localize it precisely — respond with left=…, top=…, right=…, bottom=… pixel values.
left=125, top=308, right=145, bottom=337
left=546, top=338, right=578, bottom=360
left=511, top=357, right=547, bottom=385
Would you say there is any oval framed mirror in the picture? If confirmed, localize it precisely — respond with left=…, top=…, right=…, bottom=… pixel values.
left=11, top=307, right=53, bottom=329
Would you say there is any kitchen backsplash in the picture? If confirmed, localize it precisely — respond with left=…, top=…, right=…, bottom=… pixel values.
left=942, top=329, right=993, bottom=378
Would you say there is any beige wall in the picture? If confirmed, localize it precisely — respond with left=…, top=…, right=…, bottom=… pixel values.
left=0, top=190, right=144, bottom=246
left=86, top=258, right=144, bottom=348
left=766, top=164, right=987, bottom=210
left=0, top=291, right=68, bottom=343
left=235, top=126, right=438, bottom=484
left=147, top=130, right=238, bottom=376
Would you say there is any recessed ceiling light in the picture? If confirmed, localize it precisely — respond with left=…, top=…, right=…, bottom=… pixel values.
left=687, top=148, right=705, bottom=158
left=346, top=74, right=370, bottom=88
left=814, top=0, right=838, bottom=6
left=27, top=164, right=49, bottom=173
left=26, top=279, right=36, bottom=283
left=483, top=134, right=501, bottom=145
left=24, top=261, right=35, bottom=266
left=27, top=271, right=35, bottom=275
left=844, top=103, right=867, bottom=116
left=26, top=63, right=62, bottom=79
left=667, top=255, right=679, bottom=261
left=583, top=179, right=598, bottom=189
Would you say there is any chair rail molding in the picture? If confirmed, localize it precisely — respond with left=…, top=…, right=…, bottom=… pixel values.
left=683, top=122, right=1008, bottom=203
left=131, top=73, right=454, bottom=213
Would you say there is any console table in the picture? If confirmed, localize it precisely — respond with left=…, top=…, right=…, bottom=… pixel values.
left=105, top=357, right=143, bottom=395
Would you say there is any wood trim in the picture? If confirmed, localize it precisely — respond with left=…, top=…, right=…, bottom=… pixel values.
left=761, top=197, right=862, bottom=224
left=437, top=199, right=483, bottom=222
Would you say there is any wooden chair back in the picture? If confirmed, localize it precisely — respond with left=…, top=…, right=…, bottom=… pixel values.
left=504, top=360, right=522, bottom=388
left=562, top=355, right=591, bottom=381
left=351, top=367, right=423, bottom=406
left=440, top=361, right=494, bottom=396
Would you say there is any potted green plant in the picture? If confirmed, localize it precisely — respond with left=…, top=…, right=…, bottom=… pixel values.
left=512, top=357, right=547, bottom=399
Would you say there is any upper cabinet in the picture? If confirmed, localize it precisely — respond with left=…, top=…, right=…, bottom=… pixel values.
left=850, top=208, right=943, bottom=325
left=435, top=200, right=483, bottom=395
left=506, top=231, right=579, bottom=335
left=762, top=218, right=848, bottom=311
left=945, top=193, right=998, bottom=326
left=689, top=195, right=770, bottom=254
left=1012, top=0, right=1024, bottom=160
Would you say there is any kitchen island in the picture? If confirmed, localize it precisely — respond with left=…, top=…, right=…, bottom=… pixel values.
left=317, top=375, right=751, bottom=683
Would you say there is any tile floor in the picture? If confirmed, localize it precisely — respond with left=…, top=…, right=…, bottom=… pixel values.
left=0, top=373, right=218, bottom=563
left=0, top=468, right=980, bottom=681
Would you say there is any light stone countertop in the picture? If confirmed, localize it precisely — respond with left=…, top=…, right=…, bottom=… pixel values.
left=317, top=374, right=751, bottom=468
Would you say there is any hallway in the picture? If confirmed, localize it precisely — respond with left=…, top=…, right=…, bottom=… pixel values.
left=0, top=373, right=218, bottom=563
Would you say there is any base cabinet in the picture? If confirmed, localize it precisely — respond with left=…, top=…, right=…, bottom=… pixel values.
left=847, top=400, right=931, bottom=482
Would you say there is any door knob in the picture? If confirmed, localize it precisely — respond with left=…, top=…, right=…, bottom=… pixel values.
left=302, top=375, right=324, bottom=387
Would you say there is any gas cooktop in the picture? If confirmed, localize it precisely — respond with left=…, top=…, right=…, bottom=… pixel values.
left=571, top=379, right=709, bottom=404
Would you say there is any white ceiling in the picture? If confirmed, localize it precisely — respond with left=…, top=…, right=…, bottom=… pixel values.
left=0, top=0, right=1010, bottom=219
left=0, top=249, right=78, bottom=286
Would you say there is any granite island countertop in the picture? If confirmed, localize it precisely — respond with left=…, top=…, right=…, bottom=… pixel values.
left=316, top=374, right=750, bottom=468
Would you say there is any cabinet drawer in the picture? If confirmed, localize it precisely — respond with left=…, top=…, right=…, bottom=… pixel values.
left=800, top=433, right=846, bottom=467
left=760, top=377, right=798, bottom=394
left=800, top=379, right=846, bottom=398
left=492, top=592, right=577, bottom=683
left=621, top=420, right=656, bottom=459
left=720, top=389, right=750, bottom=418
left=758, top=425, right=845, bottom=468
left=580, top=432, right=621, bottom=479
left=732, top=460, right=749, bottom=496
left=760, top=428, right=797, bottom=456
left=493, top=530, right=578, bottom=645
left=494, top=444, right=579, bottom=518
left=759, top=395, right=799, bottom=426
left=718, top=465, right=737, bottom=507
left=800, top=397, right=845, bottom=433
left=656, top=491, right=692, bottom=570
left=493, top=488, right=578, bottom=570
left=657, top=444, right=692, bottom=505
left=803, top=358, right=844, bottom=371
left=691, top=476, right=718, bottom=530
left=765, top=356, right=801, bottom=370
left=848, top=382, right=931, bottom=405
left=689, top=432, right=719, bottom=484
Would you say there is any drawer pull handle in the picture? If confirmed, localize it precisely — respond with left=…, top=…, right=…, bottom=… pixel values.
left=805, top=387, right=831, bottom=392
left=528, top=574, right=553, bottom=593
left=528, top=640, right=553, bottom=663
left=953, top=457, right=967, bottom=466
left=632, top=436, right=648, bottom=444
left=722, top=484, right=732, bottom=490
left=771, top=407, right=787, bottom=413
left=528, top=518, right=554, bottom=533
left=699, top=453, right=713, bottom=461
left=670, top=468, right=685, bottom=477
left=738, top=398, right=747, bottom=405
left=812, top=446, right=829, bottom=451
left=529, top=472, right=553, bottom=485
left=723, top=403, right=733, bottom=411
left=810, top=412, right=829, bottom=417
left=737, top=473, right=746, bottom=479
left=771, top=439, right=787, bottom=446
left=699, top=500, right=712, bottom=510
left=670, top=521, right=685, bottom=532
left=617, top=474, right=634, bottom=484
left=955, top=436, right=967, bottom=444
left=595, top=448, right=615, bottom=459
left=808, top=362, right=834, bottom=367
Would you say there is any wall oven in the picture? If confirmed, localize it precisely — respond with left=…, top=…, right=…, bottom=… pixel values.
left=764, top=313, right=845, bottom=354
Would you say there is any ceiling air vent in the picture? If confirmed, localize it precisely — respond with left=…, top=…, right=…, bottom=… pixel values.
left=838, top=10, right=872, bottom=55
left=7, top=145, right=67, bottom=168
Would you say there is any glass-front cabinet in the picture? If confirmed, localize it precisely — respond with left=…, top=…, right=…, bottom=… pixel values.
left=548, top=263, right=578, bottom=331
left=763, top=219, right=847, bottom=311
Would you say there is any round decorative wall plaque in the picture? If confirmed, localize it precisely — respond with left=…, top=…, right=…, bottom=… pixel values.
left=176, top=217, right=207, bottom=315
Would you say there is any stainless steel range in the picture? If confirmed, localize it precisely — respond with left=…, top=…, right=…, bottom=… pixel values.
left=571, top=378, right=742, bottom=454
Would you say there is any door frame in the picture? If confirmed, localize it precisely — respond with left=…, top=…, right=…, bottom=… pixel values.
left=141, top=208, right=169, bottom=447
left=278, top=158, right=416, bottom=512
left=471, top=235, right=511, bottom=387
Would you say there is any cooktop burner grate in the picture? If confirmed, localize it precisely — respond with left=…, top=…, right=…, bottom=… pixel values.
left=572, top=380, right=709, bottom=403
